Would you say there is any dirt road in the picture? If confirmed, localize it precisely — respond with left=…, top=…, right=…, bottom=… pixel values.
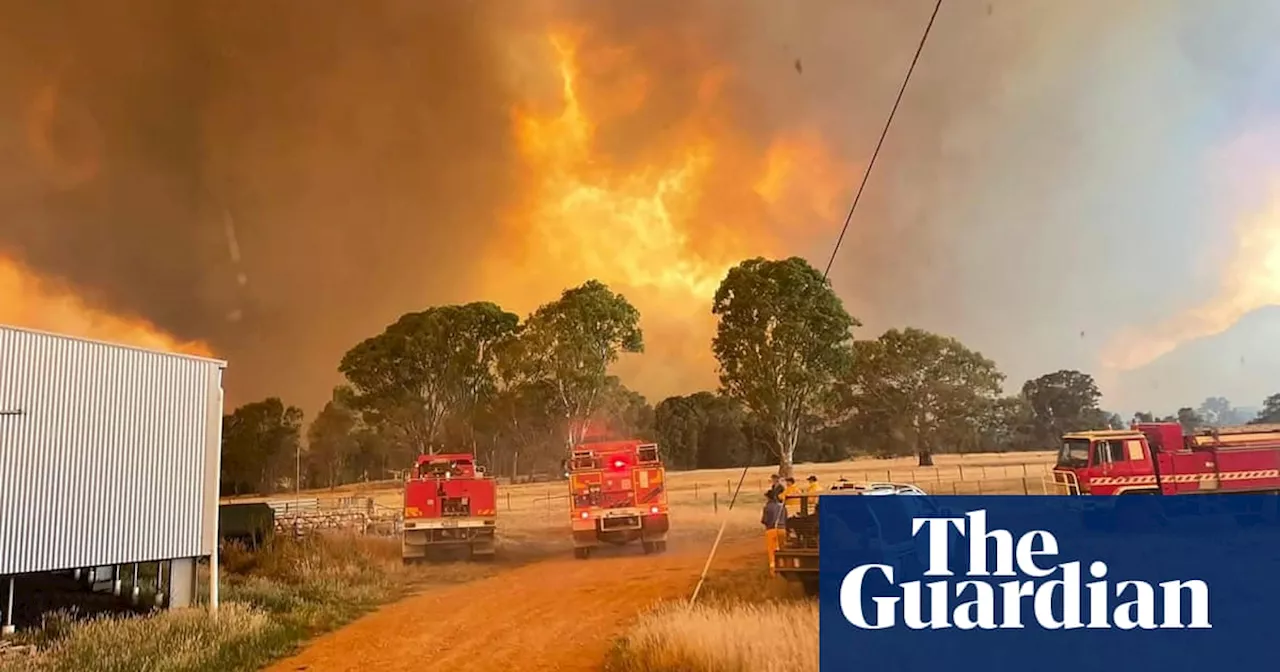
left=265, top=537, right=760, bottom=672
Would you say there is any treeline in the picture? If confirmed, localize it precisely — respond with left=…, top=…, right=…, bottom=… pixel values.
left=220, top=280, right=649, bottom=495
left=1131, top=394, right=1280, bottom=433
left=216, top=255, right=1280, bottom=495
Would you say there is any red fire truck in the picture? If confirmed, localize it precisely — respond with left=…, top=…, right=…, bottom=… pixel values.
left=1045, top=422, right=1280, bottom=525
left=401, top=453, right=497, bottom=562
left=566, top=438, right=670, bottom=559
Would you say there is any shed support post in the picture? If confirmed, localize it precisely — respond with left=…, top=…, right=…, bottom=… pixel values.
left=112, top=565, right=122, bottom=597
left=130, top=563, right=140, bottom=604
left=153, top=561, right=166, bottom=607
left=168, top=558, right=195, bottom=609
left=2, top=576, right=14, bottom=635
left=209, top=549, right=219, bottom=615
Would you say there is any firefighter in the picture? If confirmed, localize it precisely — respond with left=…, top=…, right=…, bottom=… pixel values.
left=761, top=491, right=786, bottom=577
left=767, top=473, right=784, bottom=500
left=803, top=474, right=822, bottom=516
left=782, top=476, right=801, bottom=518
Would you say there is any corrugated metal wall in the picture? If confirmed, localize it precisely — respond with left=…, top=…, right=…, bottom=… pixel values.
left=0, top=326, right=225, bottom=575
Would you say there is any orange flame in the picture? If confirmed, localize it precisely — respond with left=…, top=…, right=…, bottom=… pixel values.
left=483, top=28, right=853, bottom=395
left=0, top=254, right=214, bottom=358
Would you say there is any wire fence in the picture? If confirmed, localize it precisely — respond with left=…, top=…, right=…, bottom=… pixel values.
left=517, top=461, right=1057, bottom=521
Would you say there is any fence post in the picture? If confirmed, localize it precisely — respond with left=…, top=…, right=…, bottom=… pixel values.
left=977, top=481, right=984, bottom=495
left=1022, top=463, right=1028, bottom=478
left=694, top=482, right=699, bottom=499
left=951, top=482, right=958, bottom=495
left=885, top=469, right=892, bottom=482
left=727, top=479, right=731, bottom=495
left=506, top=492, right=511, bottom=511
left=958, top=465, right=965, bottom=480
left=1022, top=478, right=1029, bottom=495
left=714, top=492, right=719, bottom=514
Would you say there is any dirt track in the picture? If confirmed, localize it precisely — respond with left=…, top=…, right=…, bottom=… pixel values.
left=264, top=538, right=760, bottom=672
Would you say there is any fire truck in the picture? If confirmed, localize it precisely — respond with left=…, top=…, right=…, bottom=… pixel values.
left=1045, top=422, right=1280, bottom=525
left=401, top=453, right=497, bottom=562
left=566, top=438, right=670, bottom=559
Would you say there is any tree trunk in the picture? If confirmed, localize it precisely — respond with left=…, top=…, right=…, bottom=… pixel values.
left=776, top=436, right=795, bottom=478
left=917, top=447, right=934, bottom=467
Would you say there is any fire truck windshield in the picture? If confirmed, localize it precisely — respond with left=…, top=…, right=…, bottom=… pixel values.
left=1057, top=439, right=1091, bottom=468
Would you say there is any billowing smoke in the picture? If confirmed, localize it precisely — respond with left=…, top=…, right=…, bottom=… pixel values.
left=4, top=0, right=1280, bottom=416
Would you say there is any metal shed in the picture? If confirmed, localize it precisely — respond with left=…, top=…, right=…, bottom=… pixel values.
left=0, top=324, right=225, bottom=621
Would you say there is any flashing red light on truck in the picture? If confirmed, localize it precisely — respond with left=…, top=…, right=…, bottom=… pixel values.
left=566, top=439, right=670, bottom=559
left=401, top=453, right=497, bottom=563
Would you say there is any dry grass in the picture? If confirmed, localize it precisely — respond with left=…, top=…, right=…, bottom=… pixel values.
left=607, top=565, right=817, bottom=672
left=609, top=601, right=818, bottom=672
left=1, top=603, right=274, bottom=672
left=2, top=533, right=498, bottom=672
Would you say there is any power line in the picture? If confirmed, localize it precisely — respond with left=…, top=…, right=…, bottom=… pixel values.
left=822, top=0, right=945, bottom=282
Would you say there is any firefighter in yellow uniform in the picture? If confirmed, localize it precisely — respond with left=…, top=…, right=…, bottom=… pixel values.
left=782, top=477, right=801, bottom=518
left=804, top=475, right=822, bottom=515
left=762, top=491, right=786, bottom=576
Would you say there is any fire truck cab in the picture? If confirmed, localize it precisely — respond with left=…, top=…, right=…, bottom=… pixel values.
left=402, top=453, right=497, bottom=562
left=566, top=439, right=670, bottom=559
left=1046, top=422, right=1280, bottom=497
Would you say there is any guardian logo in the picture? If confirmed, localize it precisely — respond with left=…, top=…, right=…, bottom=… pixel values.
left=839, top=510, right=1211, bottom=631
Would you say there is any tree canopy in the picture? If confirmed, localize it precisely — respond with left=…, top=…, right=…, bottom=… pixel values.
left=1253, top=393, right=1280, bottom=425
left=220, top=259, right=1280, bottom=496
left=516, top=280, right=644, bottom=446
left=711, top=256, right=857, bottom=477
left=338, top=302, right=519, bottom=456
left=220, top=397, right=303, bottom=496
left=1020, top=370, right=1109, bottom=443
left=837, top=328, right=1005, bottom=466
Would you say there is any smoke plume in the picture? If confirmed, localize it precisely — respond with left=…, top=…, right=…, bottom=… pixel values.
left=4, top=0, right=1280, bottom=417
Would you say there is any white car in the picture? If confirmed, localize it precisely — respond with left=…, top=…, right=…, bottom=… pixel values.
left=828, top=480, right=928, bottom=496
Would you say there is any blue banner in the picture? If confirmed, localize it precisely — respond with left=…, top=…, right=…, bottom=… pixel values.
left=818, top=495, right=1280, bottom=671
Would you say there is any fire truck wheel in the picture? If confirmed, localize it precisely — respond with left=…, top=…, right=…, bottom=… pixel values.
left=642, top=541, right=655, bottom=555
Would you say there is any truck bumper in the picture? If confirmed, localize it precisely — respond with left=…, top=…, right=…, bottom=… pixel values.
left=402, top=517, right=496, bottom=558
left=774, top=548, right=820, bottom=596
left=571, top=509, right=669, bottom=547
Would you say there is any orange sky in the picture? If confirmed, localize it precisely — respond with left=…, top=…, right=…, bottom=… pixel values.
left=0, top=254, right=214, bottom=358
left=480, top=27, right=854, bottom=395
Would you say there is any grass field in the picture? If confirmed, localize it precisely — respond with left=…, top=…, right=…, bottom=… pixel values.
left=3, top=451, right=1057, bottom=671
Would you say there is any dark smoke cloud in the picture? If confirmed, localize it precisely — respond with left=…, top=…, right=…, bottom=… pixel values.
left=2, top=0, right=520, bottom=412
left=5, top=0, right=1277, bottom=418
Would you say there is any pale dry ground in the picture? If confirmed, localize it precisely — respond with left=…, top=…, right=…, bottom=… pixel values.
left=237, top=451, right=1056, bottom=672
